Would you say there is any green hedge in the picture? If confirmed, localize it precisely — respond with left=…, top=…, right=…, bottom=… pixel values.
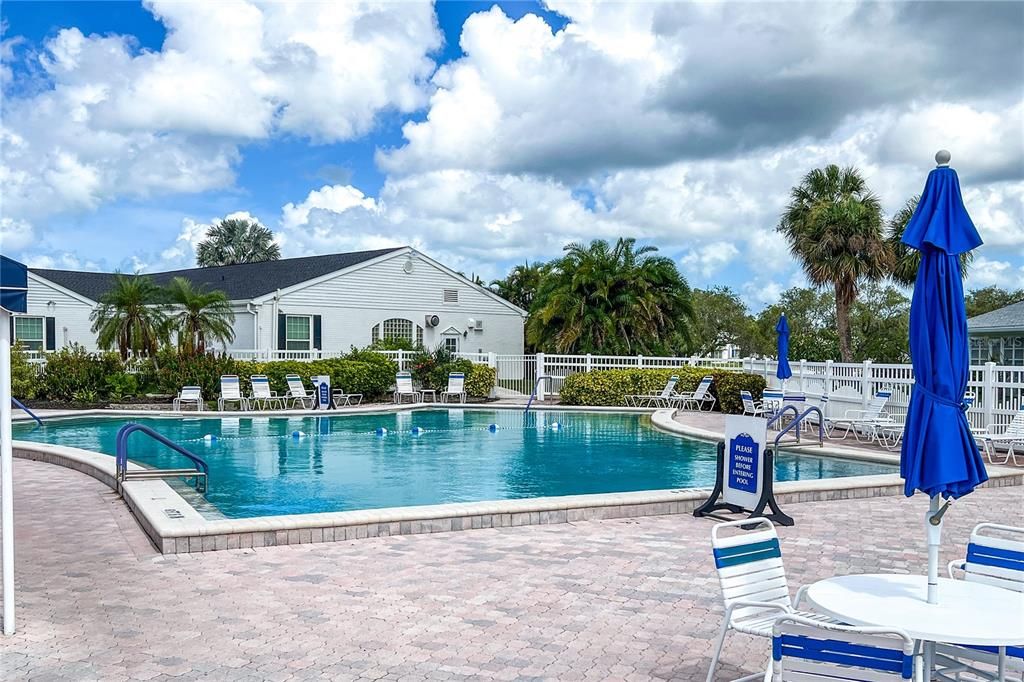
left=465, top=364, right=496, bottom=398
left=10, top=343, right=41, bottom=400
left=40, top=344, right=123, bottom=401
left=559, top=367, right=766, bottom=414
left=238, top=357, right=397, bottom=400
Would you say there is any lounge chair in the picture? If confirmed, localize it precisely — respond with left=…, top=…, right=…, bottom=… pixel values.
left=706, top=517, right=833, bottom=682
left=217, top=375, right=248, bottom=411
left=394, top=371, right=420, bottom=404
left=826, top=390, right=894, bottom=443
left=936, top=523, right=1024, bottom=680
left=771, top=615, right=915, bottom=681
left=672, top=375, right=715, bottom=412
left=624, top=376, right=679, bottom=408
left=441, top=372, right=467, bottom=404
left=332, top=388, right=363, bottom=408
left=173, top=386, right=203, bottom=411
left=973, top=408, right=1024, bottom=466
left=284, top=374, right=315, bottom=409
left=249, top=375, right=284, bottom=410
left=879, top=393, right=974, bottom=451
left=740, top=390, right=766, bottom=417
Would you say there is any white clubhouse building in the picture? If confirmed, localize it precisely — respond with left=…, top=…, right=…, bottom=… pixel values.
left=13, top=247, right=527, bottom=358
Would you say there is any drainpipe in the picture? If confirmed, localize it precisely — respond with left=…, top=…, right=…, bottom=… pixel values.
left=271, top=289, right=281, bottom=361
left=246, top=302, right=258, bottom=358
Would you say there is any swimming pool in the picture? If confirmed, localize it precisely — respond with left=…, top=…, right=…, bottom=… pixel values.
left=14, top=410, right=896, bottom=518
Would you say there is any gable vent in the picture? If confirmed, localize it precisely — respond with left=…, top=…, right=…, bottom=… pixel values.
left=443, top=288, right=458, bottom=303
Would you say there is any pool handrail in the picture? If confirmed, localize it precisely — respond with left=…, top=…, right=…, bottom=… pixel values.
left=524, top=376, right=554, bottom=414
left=774, top=406, right=825, bottom=450
left=767, top=404, right=800, bottom=430
left=11, top=398, right=42, bottom=427
left=115, top=423, right=209, bottom=492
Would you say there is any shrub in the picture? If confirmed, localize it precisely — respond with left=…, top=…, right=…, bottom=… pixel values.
left=256, top=356, right=396, bottom=400
left=104, top=372, right=138, bottom=401
left=465, top=364, right=496, bottom=398
left=559, top=367, right=766, bottom=414
left=41, top=344, right=122, bottom=401
left=10, top=343, right=41, bottom=400
left=154, top=348, right=238, bottom=397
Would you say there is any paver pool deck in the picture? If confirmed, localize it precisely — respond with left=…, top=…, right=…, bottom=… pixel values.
left=3, top=458, right=1022, bottom=681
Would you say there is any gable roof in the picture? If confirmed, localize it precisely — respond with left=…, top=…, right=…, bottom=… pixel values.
left=968, top=300, right=1024, bottom=333
left=29, top=248, right=403, bottom=302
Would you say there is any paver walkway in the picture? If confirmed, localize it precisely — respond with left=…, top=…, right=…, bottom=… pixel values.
left=2, top=458, right=1022, bottom=681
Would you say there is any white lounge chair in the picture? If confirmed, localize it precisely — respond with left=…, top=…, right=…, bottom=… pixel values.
left=249, top=375, right=284, bottom=410
left=879, top=393, right=974, bottom=451
left=771, top=615, right=915, bottom=681
left=284, top=374, right=314, bottom=409
left=173, top=386, right=203, bottom=411
left=217, top=375, right=248, bottom=411
left=761, top=389, right=785, bottom=420
left=441, top=372, right=467, bottom=404
left=936, top=523, right=1024, bottom=680
left=706, top=518, right=833, bottom=682
left=624, top=376, right=679, bottom=408
left=332, top=388, right=363, bottom=408
left=394, top=371, right=420, bottom=404
left=826, top=390, right=894, bottom=443
left=974, top=408, right=1024, bottom=466
left=672, top=375, right=715, bottom=411
left=740, top=390, right=766, bottom=417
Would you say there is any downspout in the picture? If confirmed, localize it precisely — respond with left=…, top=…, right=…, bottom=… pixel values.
left=246, top=302, right=257, bottom=358
left=271, top=289, right=281, bottom=360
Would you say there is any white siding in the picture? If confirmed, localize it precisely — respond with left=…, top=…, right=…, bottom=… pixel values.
left=21, top=274, right=97, bottom=350
left=226, top=304, right=257, bottom=351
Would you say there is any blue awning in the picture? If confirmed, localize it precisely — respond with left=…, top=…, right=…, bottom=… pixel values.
left=0, top=255, right=28, bottom=314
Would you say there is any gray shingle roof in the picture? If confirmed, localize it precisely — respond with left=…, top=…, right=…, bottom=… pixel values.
left=30, top=248, right=403, bottom=302
left=968, top=300, right=1024, bottom=333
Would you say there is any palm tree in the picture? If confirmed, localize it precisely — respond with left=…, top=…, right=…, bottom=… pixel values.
left=491, top=261, right=547, bottom=311
left=163, top=277, right=236, bottom=355
left=196, top=218, right=281, bottom=267
left=527, top=238, right=694, bottom=354
left=90, top=273, right=168, bottom=359
left=886, top=195, right=972, bottom=286
left=778, top=165, right=890, bottom=362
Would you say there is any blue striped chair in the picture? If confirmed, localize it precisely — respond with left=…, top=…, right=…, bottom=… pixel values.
left=707, top=518, right=833, bottom=682
left=772, top=615, right=915, bottom=681
left=937, top=523, right=1024, bottom=680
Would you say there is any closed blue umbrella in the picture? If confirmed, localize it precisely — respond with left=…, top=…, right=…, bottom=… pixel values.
left=776, top=314, right=793, bottom=387
left=900, top=151, right=987, bottom=605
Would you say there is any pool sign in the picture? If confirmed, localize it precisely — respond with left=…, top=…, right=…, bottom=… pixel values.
left=310, top=375, right=331, bottom=410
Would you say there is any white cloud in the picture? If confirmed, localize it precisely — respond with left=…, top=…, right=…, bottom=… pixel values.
left=968, top=256, right=1024, bottom=290
left=680, top=242, right=740, bottom=278
left=0, top=217, right=34, bottom=251
left=282, top=185, right=379, bottom=231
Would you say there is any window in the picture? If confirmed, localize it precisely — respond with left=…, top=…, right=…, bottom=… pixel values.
left=443, top=288, right=458, bottom=303
left=443, top=336, right=459, bottom=353
left=285, top=315, right=311, bottom=351
left=14, top=316, right=44, bottom=351
left=372, top=318, right=424, bottom=346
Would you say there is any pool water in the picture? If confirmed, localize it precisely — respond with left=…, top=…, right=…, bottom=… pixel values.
left=14, top=410, right=896, bottom=518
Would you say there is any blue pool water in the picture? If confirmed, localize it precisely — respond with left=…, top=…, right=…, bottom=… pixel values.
left=14, top=410, right=896, bottom=518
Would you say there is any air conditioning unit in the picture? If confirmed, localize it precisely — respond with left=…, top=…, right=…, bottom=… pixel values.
left=425, top=314, right=440, bottom=328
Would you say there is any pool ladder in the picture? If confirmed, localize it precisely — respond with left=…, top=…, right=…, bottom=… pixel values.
left=115, top=424, right=209, bottom=493
left=11, top=398, right=41, bottom=427
left=524, top=376, right=554, bottom=415
left=768, top=405, right=825, bottom=450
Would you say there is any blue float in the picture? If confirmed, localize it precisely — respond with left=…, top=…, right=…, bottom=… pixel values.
left=411, top=426, right=424, bottom=436
left=291, top=430, right=306, bottom=439
left=202, top=433, right=217, bottom=443
left=375, top=427, right=388, bottom=436
left=550, top=422, right=562, bottom=431
left=488, top=424, right=498, bottom=432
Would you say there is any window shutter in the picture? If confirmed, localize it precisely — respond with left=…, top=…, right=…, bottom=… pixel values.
left=313, top=315, right=322, bottom=350
left=277, top=313, right=287, bottom=350
left=45, top=317, right=56, bottom=351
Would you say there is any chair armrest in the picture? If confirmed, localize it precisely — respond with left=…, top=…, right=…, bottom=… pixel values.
left=724, top=600, right=791, bottom=622
left=948, top=559, right=966, bottom=579
left=843, top=409, right=869, bottom=419
left=793, top=585, right=809, bottom=610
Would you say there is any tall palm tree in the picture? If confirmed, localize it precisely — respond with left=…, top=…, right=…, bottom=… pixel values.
left=886, top=195, right=972, bottom=286
left=90, top=273, right=168, bottom=359
left=491, top=261, right=547, bottom=311
left=163, top=277, right=236, bottom=355
left=778, top=165, right=890, bottom=362
left=196, top=218, right=281, bottom=267
left=527, top=238, right=693, bottom=354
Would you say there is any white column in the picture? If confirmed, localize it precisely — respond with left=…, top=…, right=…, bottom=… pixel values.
left=799, top=359, right=806, bottom=392
left=1, top=310, right=15, bottom=635
left=983, top=362, right=996, bottom=431
left=535, top=352, right=545, bottom=401
left=862, top=360, right=873, bottom=410
left=825, top=360, right=834, bottom=398
left=585, top=353, right=592, bottom=373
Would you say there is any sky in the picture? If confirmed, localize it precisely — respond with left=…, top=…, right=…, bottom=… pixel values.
left=1, top=0, right=1022, bottom=309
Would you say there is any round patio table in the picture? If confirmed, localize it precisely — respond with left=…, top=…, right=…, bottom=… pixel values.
left=806, top=574, right=1024, bottom=680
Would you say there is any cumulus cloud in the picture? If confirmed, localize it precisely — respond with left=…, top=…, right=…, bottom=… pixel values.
left=680, top=242, right=740, bottom=279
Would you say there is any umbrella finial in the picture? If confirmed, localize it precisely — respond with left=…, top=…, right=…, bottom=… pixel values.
left=935, top=149, right=951, bottom=167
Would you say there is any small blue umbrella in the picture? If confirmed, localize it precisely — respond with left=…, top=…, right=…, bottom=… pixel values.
left=776, top=314, right=793, bottom=386
left=900, top=151, right=987, bottom=605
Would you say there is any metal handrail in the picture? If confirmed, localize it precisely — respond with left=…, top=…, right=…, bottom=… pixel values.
left=524, top=376, right=554, bottom=414
left=767, top=404, right=799, bottom=429
left=115, top=423, right=209, bottom=492
left=11, top=398, right=41, bottom=427
left=774, top=406, right=825, bottom=450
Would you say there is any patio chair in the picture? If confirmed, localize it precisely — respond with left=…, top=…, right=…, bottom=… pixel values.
left=217, top=375, right=248, bottom=411
left=935, top=523, right=1024, bottom=680
left=173, top=386, right=203, bottom=411
left=441, top=372, right=467, bottom=404
left=249, top=375, right=285, bottom=410
left=973, top=408, right=1024, bottom=467
left=740, top=390, right=766, bottom=417
left=332, top=388, right=363, bottom=408
left=879, top=393, right=974, bottom=452
left=706, top=517, right=833, bottom=682
left=771, top=615, right=915, bottom=681
left=284, top=374, right=315, bottom=409
left=624, top=376, right=678, bottom=408
left=394, top=371, right=420, bottom=404
left=826, top=390, right=894, bottom=443
left=673, top=375, right=716, bottom=412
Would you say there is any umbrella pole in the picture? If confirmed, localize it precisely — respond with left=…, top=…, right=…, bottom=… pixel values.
left=926, top=495, right=942, bottom=605
left=1, top=310, right=14, bottom=634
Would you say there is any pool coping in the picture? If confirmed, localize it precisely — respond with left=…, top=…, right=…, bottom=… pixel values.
left=14, top=409, right=1024, bottom=554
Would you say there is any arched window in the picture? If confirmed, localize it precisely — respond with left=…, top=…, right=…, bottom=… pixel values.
left=371, top=318, right=423, bottom=346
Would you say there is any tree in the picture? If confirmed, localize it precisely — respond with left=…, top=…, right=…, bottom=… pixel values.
left=196, top=218, right=281, bottom=267
left=490, top=261, right=547, bottom=311
left=684, top=287, right=757, bottom=357
left=527, top=238, right=694, bottom=354
left=849, top=283, right=910, bottom=362
left=886, top=195, right=971, bottom=286
left=90, top=273, right=168, bottom=359
left=753, top=288, right=839, bottom=361
left=778, top=164, right=890, bottom=362
left=965, top=286, right=1024, bottom=318
left=162, top=277, right=236, bottom=356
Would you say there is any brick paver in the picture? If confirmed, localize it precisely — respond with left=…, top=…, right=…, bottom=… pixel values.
left=2, top=458, right=1022, bottom=681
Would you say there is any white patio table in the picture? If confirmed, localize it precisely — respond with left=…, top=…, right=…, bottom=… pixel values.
left=806, top=574, right=1024, bottom=681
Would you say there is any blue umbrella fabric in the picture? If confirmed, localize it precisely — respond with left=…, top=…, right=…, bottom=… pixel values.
left=776, top=314, right=793, bottom=383
left=900, top=161, right=987, bottom=500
